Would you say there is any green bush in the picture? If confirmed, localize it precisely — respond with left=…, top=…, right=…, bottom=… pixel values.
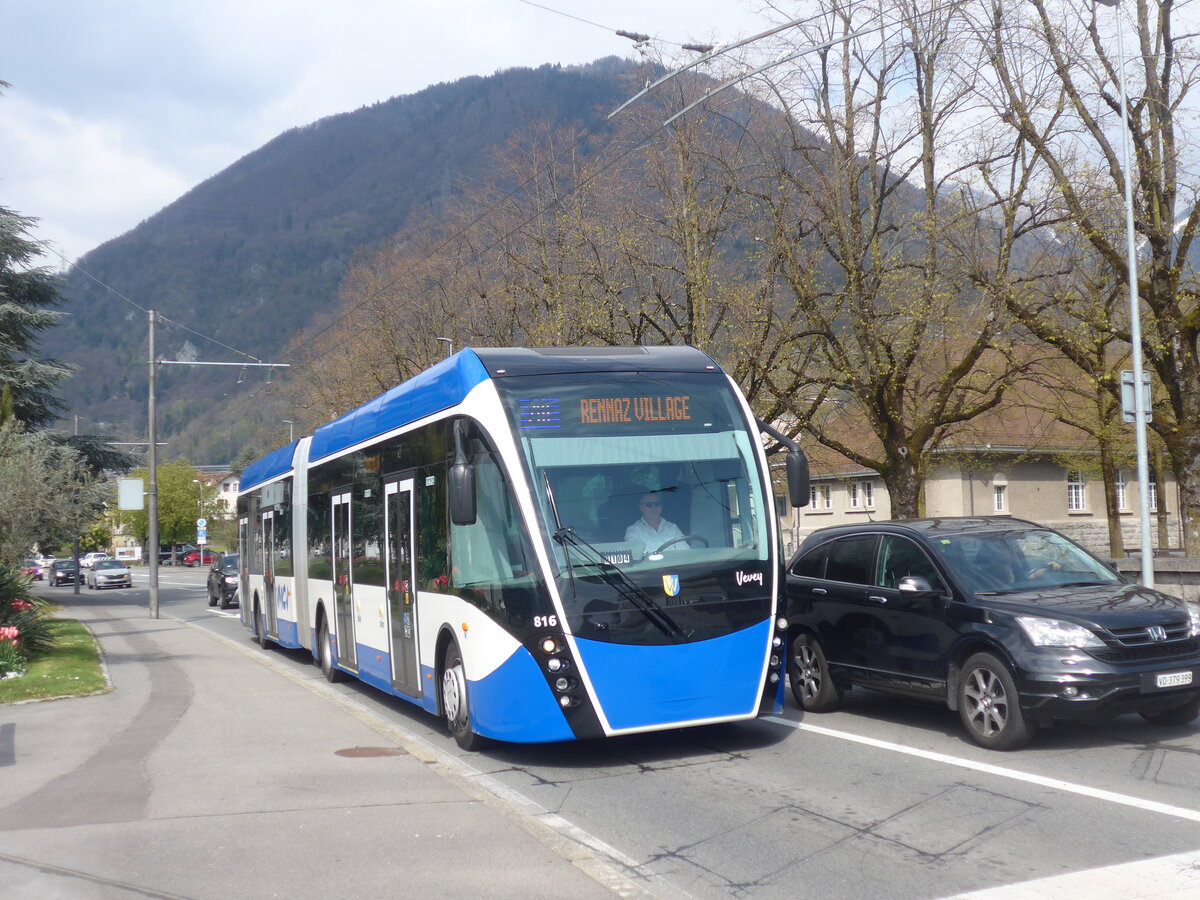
left=0, top=564, right=57, bottom=675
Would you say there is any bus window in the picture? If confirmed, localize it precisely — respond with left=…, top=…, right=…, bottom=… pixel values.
left=449, top=443, right=554, bottom=629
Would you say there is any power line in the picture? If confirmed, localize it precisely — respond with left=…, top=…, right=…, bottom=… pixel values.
left=63, top=252, right=266, bottom=363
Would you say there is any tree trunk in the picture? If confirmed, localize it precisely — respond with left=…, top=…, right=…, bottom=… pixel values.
left=1099, top=442, right=1124, bottom=558
left=884, top=453, right=923, bottom=520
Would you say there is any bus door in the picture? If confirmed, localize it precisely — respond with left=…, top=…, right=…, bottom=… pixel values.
left=384, top=477, right=419, bottom=696
left=237, top=515, right=249, bottom=629
left=331, top=491, right=357, bottom=671
left=261, top=510, right=278, bottom=637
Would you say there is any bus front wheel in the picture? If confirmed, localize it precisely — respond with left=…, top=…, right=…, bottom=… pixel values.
left=442, top=642, right=485, bottom=751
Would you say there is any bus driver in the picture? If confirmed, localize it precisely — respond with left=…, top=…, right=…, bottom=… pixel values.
left=625, top=491, right=687, bottom=553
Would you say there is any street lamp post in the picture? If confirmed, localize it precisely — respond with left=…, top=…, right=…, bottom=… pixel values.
left=282, top=419, right=294, bottom=442
left=436, top=337, right=454, bottom=357
left=1096, top=0, right=1155, bottom=587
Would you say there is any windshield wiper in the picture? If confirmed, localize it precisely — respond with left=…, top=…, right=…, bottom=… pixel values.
left=553, top=527, right=685, bottom=639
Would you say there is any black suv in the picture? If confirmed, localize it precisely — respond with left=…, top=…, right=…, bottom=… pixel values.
left=785, top=518, right=1200, bottom=750
left=207, top=554, right=239, bottom=609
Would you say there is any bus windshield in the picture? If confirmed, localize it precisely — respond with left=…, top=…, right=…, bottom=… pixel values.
left=497, top=371, right=772, bottom=645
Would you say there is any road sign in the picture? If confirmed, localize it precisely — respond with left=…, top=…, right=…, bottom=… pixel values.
left=197, top=517, right=207, bottom=528
left=1120, top=370, right=1152, bottom=423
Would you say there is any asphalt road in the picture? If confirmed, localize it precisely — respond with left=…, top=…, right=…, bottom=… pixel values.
left=83, top=570, right=1200, bottom=897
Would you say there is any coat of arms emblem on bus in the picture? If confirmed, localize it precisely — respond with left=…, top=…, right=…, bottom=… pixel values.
left=662, top=574, right=680, bottom=597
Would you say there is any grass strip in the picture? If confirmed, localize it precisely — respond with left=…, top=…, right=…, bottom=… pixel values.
left=0, top=618, right=110, bottom=704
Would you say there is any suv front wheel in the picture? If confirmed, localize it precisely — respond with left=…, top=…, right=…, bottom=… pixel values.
left=957, top=652, right=1035, bottom=751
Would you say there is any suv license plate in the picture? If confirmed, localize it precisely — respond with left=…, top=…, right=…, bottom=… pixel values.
left=1156, top=671, right=1194, bottom=689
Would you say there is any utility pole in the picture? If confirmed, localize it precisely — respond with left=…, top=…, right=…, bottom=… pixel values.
left=148, top=310, right=160, bottom=617
left=144, top=322, right=287, bottom=617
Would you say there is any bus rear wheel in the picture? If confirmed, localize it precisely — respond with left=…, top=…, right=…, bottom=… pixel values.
left=253, top=604, right=271, bottom=649
left=318, top=616, right=342, bottom=683
left=442, top=642, right=485, bottom=751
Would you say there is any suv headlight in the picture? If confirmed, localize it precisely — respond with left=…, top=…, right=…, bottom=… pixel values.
left=1016, top=615, right=1105, bottom=648
left=1187, top=604, right=1200, bottom=638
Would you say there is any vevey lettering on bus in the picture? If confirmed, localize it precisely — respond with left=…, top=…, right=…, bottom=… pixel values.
left=579, top=395, right=691, bottom=424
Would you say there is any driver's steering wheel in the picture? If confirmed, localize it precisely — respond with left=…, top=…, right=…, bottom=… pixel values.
left=1026, top=562, right=1060, bottom=580
left=654, top=534, right=709, bottom=554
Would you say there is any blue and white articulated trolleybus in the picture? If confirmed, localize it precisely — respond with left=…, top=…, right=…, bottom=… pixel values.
left=237, top=346, right=809, bottom=749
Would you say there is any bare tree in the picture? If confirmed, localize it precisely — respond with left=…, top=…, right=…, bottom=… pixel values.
left=740, top=0, right=1026, bottom=516
left=979, top=0, right=1200, bottom=551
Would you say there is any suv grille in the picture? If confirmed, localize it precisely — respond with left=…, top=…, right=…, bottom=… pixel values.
left=1088, top=635, right=1200, bottom=663
left=1105, top=621, right=1192, bottom=646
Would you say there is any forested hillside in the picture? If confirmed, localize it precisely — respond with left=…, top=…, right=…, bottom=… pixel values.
left=48, top=57, right=645, bottom=463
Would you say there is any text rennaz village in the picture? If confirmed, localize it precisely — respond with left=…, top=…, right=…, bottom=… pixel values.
left=579, top=395, right=691, bottom=424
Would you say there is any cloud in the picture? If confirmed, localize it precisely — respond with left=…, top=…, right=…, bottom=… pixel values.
left=1, top=0, right=763, bottom=264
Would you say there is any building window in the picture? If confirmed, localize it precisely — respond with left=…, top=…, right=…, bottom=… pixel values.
left=848, top=480, right=874, bottom=509
left=994, top=485, right=1006, bottom=512
left=1067, top=470, right=1086, bottom=511
left=1116, top=470, right=1127, bottom=511
left=1149, top=471, right=1158, bottom=512
left=808, top=484, right=832, bottom=511
left=775, top=494, right=788, bottom=518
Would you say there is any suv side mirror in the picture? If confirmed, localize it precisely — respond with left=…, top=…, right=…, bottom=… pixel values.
left=897, top=575, right=940, bottom=597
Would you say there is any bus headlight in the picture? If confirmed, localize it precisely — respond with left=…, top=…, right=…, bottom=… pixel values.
left=776, top=616, right=788, bottom=631
left=541, top=637, right=559, bottom=654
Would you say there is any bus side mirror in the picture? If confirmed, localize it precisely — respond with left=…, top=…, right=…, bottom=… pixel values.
left=756, top=417, right=810, bottom=509
left=787, top=450, right=810, bottom=508
left=449, top=420, right=477, bottom=526
left=449, top=463, right=476, bottom=525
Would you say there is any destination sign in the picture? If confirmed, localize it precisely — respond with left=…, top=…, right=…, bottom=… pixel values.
left=579, top=395, right=691, bottom=425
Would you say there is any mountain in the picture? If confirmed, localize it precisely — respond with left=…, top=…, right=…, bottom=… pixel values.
left=48, top=57, right=647, bottom=464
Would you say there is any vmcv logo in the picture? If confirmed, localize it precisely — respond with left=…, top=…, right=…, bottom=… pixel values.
left=735, top=570, right=764, bottom=587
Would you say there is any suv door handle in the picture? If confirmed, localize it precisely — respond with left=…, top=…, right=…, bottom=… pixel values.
left=867, top=595, right=888, bottom=604
left=811, top=587, right=827, bottom=595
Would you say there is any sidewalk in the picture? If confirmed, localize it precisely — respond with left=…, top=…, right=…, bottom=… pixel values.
left=0, top=596, right=640, bottom=899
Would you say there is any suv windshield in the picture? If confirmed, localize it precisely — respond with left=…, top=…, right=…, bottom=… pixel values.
left=931, top=529, right=1120, bottom=594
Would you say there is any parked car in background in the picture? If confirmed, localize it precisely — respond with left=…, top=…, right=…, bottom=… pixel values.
left=207, top=554, right=239, bottom=609
left=183, top=549, right=217, bottom=567
left=19, top=559, right=44, bottom=581
left=86, top=559, right=133, bottom=590
left=160, top=544, right=196, bottom=566
left=80, top=552, right=110, bottom=570
left=49, top=559, right=80, bottom=586
left=785, top=517, right=1200, bottom=751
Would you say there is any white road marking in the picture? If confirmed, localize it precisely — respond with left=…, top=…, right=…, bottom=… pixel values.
left=765, top=716, right=1200, bottom=823
left=942, top=847, right=1200, bottom=898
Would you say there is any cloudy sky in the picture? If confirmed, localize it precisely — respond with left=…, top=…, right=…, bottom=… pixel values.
left=2, top=0, right=772, bottom=267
